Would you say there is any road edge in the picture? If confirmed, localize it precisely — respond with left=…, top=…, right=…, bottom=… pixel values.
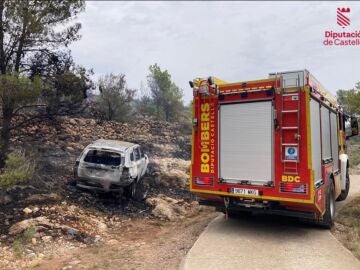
left=179, top=213, right=223, bottom=270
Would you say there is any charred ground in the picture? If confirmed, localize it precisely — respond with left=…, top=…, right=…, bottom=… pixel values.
left=0, top=117, right=214, bottom=269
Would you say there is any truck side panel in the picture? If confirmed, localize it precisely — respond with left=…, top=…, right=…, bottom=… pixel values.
left=310, top=98, right=322, bottom=186
left=191, top=95, right=219, bottom=189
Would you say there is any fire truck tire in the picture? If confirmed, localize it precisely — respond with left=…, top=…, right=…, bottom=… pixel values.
left=336, top=172, right=350, bottom=201
left=319, top=180, right=335, bottom=229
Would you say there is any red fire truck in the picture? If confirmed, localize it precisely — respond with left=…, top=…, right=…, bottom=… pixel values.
left=189, top=70, right=359, bottom=228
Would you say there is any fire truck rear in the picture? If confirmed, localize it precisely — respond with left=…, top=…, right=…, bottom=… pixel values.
left=189, top=70, right=359, bottom=228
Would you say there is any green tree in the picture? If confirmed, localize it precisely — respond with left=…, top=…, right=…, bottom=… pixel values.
left=95, top=73, right=136, bottom=121
left=337, top=82, right=360, bottom=116
left=163, top=82, right=184, bottom=121
left=147, top=63, right=171, bottom=119
left=134, top=95, right=157, bottom=117
left=147, top=63, right=184, bottom=121
left=30, top=51, right=94, bottom=115
left=0, top=0, right=85, bottom=167
left=133, top=81, right=156, bottom=117
left=176, top=101, right=192, bottom=135
left=0, top=75, right=41, bottom=166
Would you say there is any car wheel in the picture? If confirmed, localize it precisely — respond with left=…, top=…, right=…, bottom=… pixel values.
left=336, top=172, right=350, bottom=201
left=318, top=179, right=335, bottom=229
left=133, top=177, right=148, bottom=201
left=68, top=178, right=78, bottom=186
left=125, top=181, right=135, bottom=198
left=126, top=177, right=148, bottom=201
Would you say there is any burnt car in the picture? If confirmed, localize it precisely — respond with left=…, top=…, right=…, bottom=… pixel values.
left=73, top=139, right=149, bottom=200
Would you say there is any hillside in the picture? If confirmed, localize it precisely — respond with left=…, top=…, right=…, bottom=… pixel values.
left=0, top=117, right=215, bottom=269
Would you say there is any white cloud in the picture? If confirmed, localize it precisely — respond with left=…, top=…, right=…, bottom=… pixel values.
left=69, top=1, right=360, bottom=103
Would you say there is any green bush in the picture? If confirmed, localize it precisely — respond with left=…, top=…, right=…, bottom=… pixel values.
left=0, top=150, right=34, bottom=188
left=12, top=227, right=36, bottom=257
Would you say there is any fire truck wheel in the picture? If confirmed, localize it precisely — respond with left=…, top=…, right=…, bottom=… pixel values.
left=336, top=172, right=350, bottom=201
left=319, top=180, right=335, bottom=229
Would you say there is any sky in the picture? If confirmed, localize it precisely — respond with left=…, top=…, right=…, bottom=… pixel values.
left=69, top=1, right=360, bottom=103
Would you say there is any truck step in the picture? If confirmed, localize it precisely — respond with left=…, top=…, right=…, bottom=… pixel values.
left=282, top=93, right=299, bottom=97
left=281, top=110, right=299, bottom=113
left=282, top=171, right=299, bottom=175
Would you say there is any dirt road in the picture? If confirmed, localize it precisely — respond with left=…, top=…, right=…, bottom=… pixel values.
left=12, top=209, right=217, bottom=270
left=182, top=175, right=360, bottom=270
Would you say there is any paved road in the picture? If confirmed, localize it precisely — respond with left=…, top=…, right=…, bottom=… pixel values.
left=182, top=175, right=360, bottom=270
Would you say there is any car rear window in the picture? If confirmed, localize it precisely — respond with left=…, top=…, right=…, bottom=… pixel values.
left=83, top=150, right=121, bottom=166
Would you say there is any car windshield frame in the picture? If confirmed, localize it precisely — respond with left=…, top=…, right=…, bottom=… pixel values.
left=82, top=148, right=123, bottom=166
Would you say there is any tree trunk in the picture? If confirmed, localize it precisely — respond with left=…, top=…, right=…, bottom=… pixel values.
left=165, top=108, right=169, bottom=122
left=107, top=100, right=112, bottom=121
left=156, top=101, right=160, bottom=120
left=0, top=106, right=13, bottom=168
left=14, top=1, right=29, bottom=73
left=0, top=0, right=6, bottom=74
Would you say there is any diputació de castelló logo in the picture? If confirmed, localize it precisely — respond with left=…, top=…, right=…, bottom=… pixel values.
left=323, top=7, right=360, bottom=46
left=337, top=7, right=350, bottom=28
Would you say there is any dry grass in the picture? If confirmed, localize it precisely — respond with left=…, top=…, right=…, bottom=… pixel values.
left=0, top=149, right=35, bottom=188
left=334, top=196, right=360, bottom=259
left=12, top=226, right=36, bottom=257
left=348, top=136, right=360, bottom=174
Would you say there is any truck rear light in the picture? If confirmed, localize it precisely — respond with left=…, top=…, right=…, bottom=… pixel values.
left=280, top=183, right=307, bottom=194
left=194, top=177, right=213, bottom=186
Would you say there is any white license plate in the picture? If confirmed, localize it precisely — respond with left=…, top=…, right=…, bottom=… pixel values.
left=231, top=188, right=259, bottom=196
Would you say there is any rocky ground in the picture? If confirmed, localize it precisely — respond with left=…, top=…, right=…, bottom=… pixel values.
left=0, top=116, right=214, bottom=269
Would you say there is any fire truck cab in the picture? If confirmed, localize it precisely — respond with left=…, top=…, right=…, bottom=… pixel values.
left=189, top=70, right=359, bottom=228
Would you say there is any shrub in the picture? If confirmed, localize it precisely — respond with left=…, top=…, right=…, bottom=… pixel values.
left=0, top=150, right=34, bottom=188
left=12, top=227, right=36, bottom=257
left=95, top=73, right=136, bottom=122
